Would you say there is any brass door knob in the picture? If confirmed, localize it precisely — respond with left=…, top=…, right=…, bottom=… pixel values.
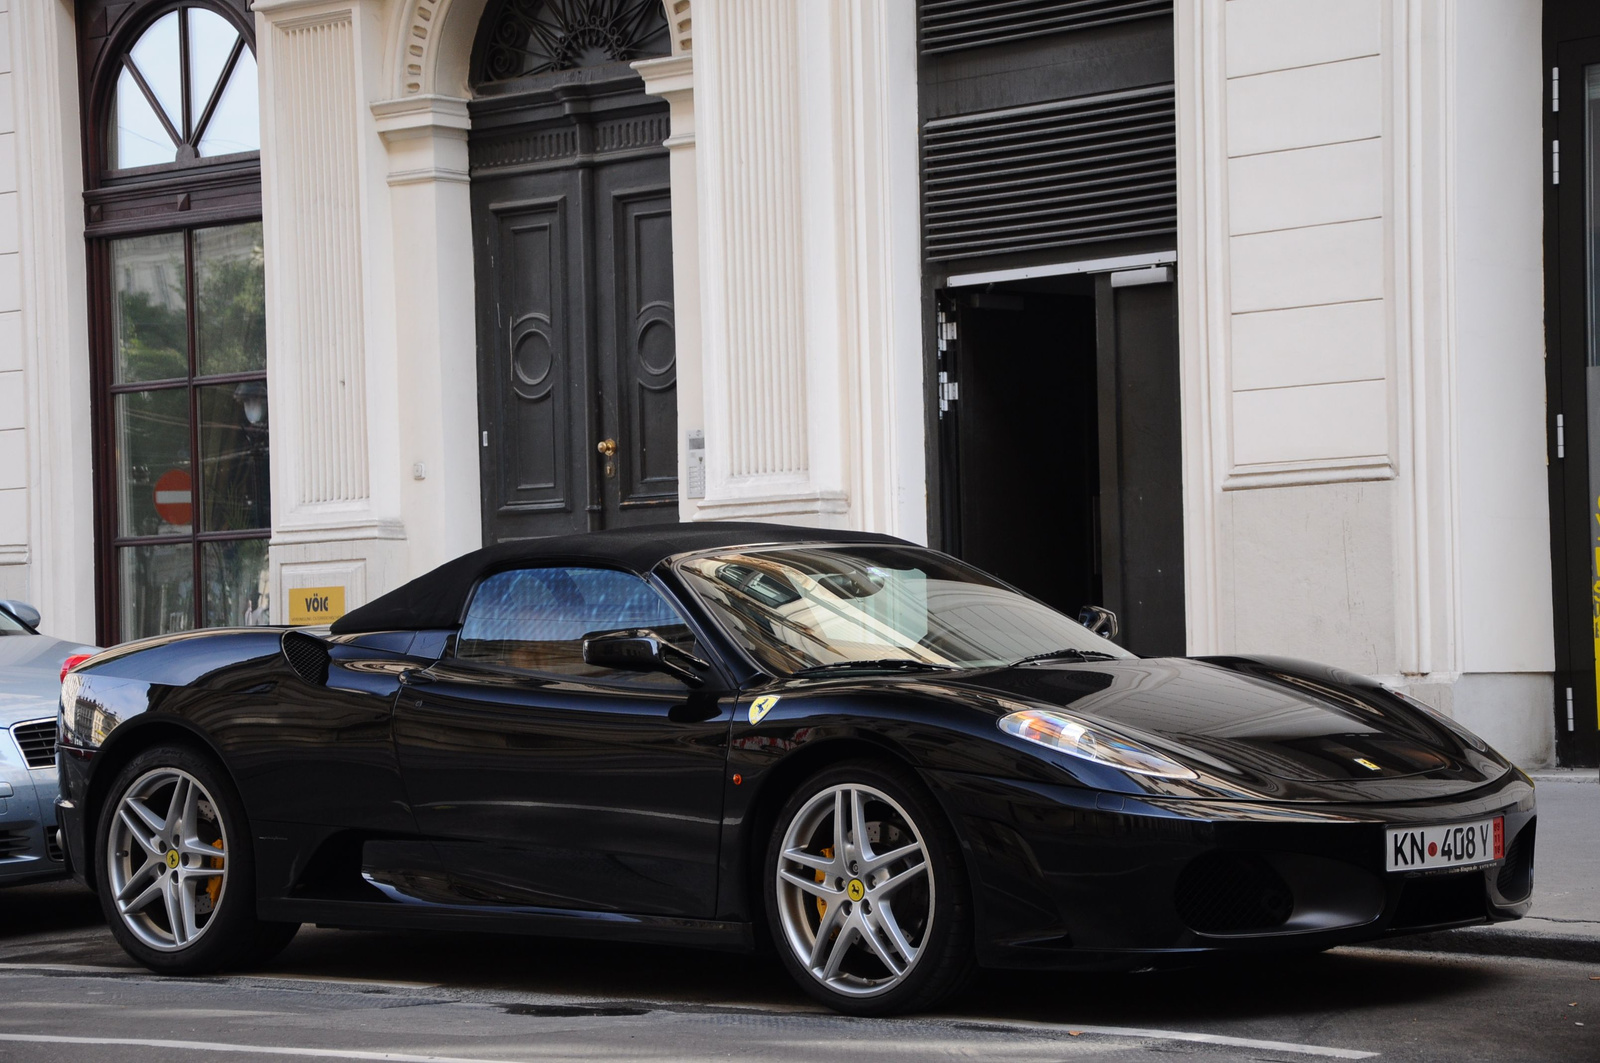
left=597, top=439, right=618, bottom=457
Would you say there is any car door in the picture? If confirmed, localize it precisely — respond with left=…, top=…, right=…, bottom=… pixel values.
left=389, top=565, right=732, bottom=917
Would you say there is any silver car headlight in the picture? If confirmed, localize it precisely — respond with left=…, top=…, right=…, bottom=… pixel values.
left=998, top=708, right=1197, bottom=780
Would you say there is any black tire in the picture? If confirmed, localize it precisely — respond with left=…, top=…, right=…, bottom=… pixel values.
left=763, top=758, right=974, bottom=1016
left=94, top=744, right=300, bottom=974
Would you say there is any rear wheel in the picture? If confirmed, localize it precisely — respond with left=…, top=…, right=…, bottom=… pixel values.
left=95, top=744, right=299, bottom=973
left=764, top=760, right=974, bottom=1015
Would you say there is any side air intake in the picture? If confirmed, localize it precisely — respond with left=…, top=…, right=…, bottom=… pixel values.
left=282, top=631, right=331, bottom=686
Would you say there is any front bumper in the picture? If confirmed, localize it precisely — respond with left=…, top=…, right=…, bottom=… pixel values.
left=1, top=760, right=67, bottom=887
left=932, top=768, right=1536, bottom=970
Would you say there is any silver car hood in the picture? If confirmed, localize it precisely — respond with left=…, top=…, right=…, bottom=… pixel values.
left=0, top=634, right=98, bottom=726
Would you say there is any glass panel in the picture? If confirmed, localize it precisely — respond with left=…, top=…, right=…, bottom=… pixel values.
left=117, top=389, right=192, bottom=538
left=187, top=8, right=240, bottom=127
left=456, top=567, right=692, bottom=676
left=203, top=539, right=271, bottom=626
left=1587, top=66, right=1600, bottom=732
left=111, top=65, right=177, bottom=169
left=198, top=383, right=270, bottom=532
left=195, top=223, right=266, bottom=375
left=112, top=233, right=188, bottom=383
left=197, top=49, right=260, bottom=158
left=120, top=542, right=194, bottom=642
left=129, top=11, right=183, bottom=135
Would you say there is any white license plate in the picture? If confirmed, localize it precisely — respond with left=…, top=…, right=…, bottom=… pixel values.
left=1385, top=816, right=1503, bottom=872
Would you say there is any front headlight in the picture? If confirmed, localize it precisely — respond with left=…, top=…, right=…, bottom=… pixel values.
left=998, top=708, right=1198, bottom=779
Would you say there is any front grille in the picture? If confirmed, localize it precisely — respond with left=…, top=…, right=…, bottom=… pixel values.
left=11, top=719, right=56, bottom=769
left=921, top=84, right=1177, bottom=262
left=0, top=829, right=29, bottom=859
left=282, top=630, right=331, bottom=686
left=1391, top=872, right=1486, bottom=930
left=1496, top=820, right=1535, bottom=902
left=919, top=0, right=1172, bottom=56
left=1175, top=852, right=1294, bottom=935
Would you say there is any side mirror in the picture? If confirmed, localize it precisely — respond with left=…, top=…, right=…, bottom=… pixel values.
left=0, top=600, right=41, bottom=630
left=582, top=629, right=709, bottom=686
left=1078, top=605, right=1119, bottom=641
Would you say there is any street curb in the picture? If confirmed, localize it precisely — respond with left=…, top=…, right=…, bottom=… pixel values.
left=1366, top=928, right=1600, bottom=965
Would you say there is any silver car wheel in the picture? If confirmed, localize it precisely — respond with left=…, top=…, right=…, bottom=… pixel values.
left=774, top=783, right=933, bottom=998
left=105, top=767, right=229, bottom=952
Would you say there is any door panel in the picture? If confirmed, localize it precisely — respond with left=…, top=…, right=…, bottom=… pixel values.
left=598, top=163, right=678, bottom=523
left=471, top=99, right=678, bottom=544
left=391, top=665, right=731, bottom=917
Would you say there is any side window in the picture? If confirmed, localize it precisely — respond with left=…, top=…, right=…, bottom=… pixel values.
left=455, top=567, right=695, bottom=680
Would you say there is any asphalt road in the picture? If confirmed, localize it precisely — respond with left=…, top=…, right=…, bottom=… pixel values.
left=0, top=881, right=1594, bottom=1062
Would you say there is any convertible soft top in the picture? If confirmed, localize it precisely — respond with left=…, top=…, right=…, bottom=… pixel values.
left=329, top=521, right=907, bottom=634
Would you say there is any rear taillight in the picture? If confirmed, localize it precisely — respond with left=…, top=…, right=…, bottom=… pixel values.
left=60, top=654, right=92, bottom=683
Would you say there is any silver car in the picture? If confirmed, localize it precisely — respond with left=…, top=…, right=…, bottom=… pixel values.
left=0, top=601, right=96, bottom=886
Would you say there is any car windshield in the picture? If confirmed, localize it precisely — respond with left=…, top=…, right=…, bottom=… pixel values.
left=675, top=544, right=1134, bottom=675
left=0, top=609, right=28, bottom=636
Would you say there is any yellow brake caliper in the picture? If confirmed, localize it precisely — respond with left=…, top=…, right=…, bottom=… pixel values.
left=205, top=839, right=224, bottom=908
left=815, top=846, right=833, bottom=920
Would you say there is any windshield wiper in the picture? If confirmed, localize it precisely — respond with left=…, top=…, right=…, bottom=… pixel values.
left=790, top=658, right=956, bottom=677
left=1013, top=647, right=1121, bottom=666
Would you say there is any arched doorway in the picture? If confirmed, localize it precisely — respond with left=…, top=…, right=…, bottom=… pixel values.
left=469, top=0, right=678, bottom=542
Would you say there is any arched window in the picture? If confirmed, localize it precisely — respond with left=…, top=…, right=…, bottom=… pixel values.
left=80, top=1, right=270, bottom=644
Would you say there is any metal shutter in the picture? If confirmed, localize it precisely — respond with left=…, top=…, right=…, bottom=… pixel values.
left=921, top=83, right=1176, bottom=262
left=920, top=0, right=1172, bottom=55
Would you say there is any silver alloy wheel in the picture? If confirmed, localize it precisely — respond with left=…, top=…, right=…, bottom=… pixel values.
left=106, top=767, right=229, bottom=952
left=774, top=783, right=933, bottom=998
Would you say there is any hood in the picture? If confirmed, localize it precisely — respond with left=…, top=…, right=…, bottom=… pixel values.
left=0, top=633, right=98, bottom=725
left=941, top=655, right=1507, bottom=801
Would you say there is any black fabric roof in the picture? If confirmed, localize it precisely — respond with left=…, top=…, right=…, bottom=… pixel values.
left=329, top=522, right=908, bottom=634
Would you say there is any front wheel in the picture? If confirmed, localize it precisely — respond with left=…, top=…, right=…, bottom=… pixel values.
left=95, top=745, right=299, bottom=974
left=764, top=760, right=974, bottom=1015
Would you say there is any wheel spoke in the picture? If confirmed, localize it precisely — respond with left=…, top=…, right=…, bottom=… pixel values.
left=161, top=877, right=185, bottom=945
left=849, top=787, right=873, bottom=861
left=871, top=857, right=927, bottom=899
left=808, top=902, right=844, bottom=970
left=118, top=808, right=163, bottom=856
left=780, top=847, right=833, bottom=875
left=177, top=836, right=224, bottom=861
left=122, top=796, right=166, bottom=838
left=863, top=840, right=922, bottom=876
left=831, top=789, right=847, bottom=856
left=164, top=776, right=190, bottom=843
left=779, top=867, right=837, bottom=900
left=116, top=870, right=163, bottom=915
left=820, top=920, right=858, bottom=980
left=859, top=914, right=905, bottom=976
left=872, top=899, right=919, bottom=968
left=177, top=875, right=201, bottom=943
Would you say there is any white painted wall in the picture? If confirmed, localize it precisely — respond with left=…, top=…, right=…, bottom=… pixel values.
left=0, top=0, right=24, bottom=600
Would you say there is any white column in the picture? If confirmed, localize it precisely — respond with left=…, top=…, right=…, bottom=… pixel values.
left=371, top=93, right=483, bottom=573
left=258, top=0, right=406, bottom=617
left=7, top=0, right=95, bottom=642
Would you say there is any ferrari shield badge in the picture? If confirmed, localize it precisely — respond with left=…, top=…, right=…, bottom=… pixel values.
left=748, top=695, right=780, bottom=725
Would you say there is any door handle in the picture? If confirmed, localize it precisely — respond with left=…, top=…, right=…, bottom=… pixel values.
left=596, top=439, right=618, bottom=457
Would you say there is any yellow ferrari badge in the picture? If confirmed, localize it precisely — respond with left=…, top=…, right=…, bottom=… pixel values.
left=748, top=695, right=780, bottom=725
left=166, top=850, right=180, bottom=869
left=846, top=878, right=866, bottom=902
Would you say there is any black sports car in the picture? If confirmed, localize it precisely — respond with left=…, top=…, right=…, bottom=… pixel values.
left=56, top=524, right=1535, bottom=1015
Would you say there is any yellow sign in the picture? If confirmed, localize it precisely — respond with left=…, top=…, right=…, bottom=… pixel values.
left=288, top=586, right=346, bottom=626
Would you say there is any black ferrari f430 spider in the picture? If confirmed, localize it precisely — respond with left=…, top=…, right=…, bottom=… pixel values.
left=56, top=524, right=1535, bottom=1014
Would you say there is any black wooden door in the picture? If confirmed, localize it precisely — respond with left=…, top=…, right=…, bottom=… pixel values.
left=471, top=105, right=678, bottom=543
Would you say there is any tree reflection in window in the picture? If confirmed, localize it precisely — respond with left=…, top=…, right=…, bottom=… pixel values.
left=109, top=6, right=260, bottom=170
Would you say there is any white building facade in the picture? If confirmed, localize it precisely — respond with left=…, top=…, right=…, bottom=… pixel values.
left=0, top=0, right=1589, bottom=767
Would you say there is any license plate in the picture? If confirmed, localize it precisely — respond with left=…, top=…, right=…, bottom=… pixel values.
left=1386, top=816, right=1503, bottom=872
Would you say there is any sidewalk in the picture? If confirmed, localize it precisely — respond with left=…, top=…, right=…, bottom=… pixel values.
left=1372, top=768, right=1599, bottom=962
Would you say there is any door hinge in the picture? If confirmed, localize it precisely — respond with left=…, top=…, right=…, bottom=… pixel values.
left=1566, top=687, right=1575, bottom=732
left=938, top=371, right=960, bottom=413
left=936, top=311, right=957, bottom=352
left=1557, top=413, right=1565, bottom=458
left=1553, top=67, right=1560, bottom=112
left=482, top=430, right=489, bottom=447
left=1553, top=139, right=1561, bottom=185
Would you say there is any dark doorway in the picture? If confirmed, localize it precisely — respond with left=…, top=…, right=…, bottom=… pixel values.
left=468, top=1, right=678, bottom=545
left=938, top=271, right=1184, bottom=657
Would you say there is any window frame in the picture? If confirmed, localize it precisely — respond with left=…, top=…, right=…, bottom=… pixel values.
left=79, top=0, right=266, bottom=645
